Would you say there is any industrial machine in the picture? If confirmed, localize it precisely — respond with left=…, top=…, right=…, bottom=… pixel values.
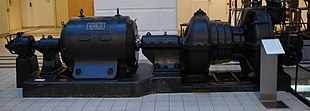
left=4, top=0, right=307, bottom=97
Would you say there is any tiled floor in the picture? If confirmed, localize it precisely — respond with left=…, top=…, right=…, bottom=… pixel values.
left=0, top=68, right=309, bottom=111
left=0, top=28, right=310, bottom=111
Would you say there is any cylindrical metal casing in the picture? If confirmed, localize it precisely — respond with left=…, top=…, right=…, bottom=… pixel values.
left=60, top=15, right=139, bottom=79
left=181, top=9, right=235, bottom=82
left=14, top=35, right=36, bottom=57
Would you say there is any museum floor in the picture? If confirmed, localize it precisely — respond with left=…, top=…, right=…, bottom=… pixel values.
left=0, top=28, right=309, bottom=111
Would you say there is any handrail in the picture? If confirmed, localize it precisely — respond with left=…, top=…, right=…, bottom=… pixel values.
left=296, top=64, right=310, bottom=72
left=293, top=57, right=310, bottom=94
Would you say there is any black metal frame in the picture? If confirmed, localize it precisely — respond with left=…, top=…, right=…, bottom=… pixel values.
left=289, top=88, right=310, bottom=107
left=228, top=0, right=310, bottom=107
left=290, top=63, right=310, bottom=107
left=22, top=59, right=292, bottom=97
left=284, top=34, right=310, bottom=107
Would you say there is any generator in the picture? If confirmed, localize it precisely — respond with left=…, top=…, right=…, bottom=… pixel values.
left=4, top=0, right=304, bottom=97
left=59, top=11, right=139, bottom=79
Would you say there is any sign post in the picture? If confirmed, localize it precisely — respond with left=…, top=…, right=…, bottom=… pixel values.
left=260, top=39, right=288, bottom=108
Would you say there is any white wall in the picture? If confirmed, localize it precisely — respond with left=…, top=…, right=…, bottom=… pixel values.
left=55, top=0, right=69, bottom=27
left=94, top=0, right=177, bottom=60
left=0, top=0, right=9, bottom=34
left=209, top=0, right=228, bottom=21
left=21, top=0, right=37, bottom=27
left=36, top=0, right=56, bottom=26
left=21, top=0, right=56, bottom=27
left=178, top=0, right=231, bottom=31
left=94, top=0, right=177, bottom=35
left=95, top=0, right=229, bottom=35
left=7, top=0, right=22, bottom=30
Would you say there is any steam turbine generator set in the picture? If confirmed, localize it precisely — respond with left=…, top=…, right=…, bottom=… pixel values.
left=5, top=2, right=303, bottom=97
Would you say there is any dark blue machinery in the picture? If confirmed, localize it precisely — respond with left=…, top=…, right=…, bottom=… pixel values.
left=4, top=0, right=306, bottom=97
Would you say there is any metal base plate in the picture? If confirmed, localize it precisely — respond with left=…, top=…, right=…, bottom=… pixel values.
left=23, top=63, right=153, bottom=97
left=22, top=63, right=291, bottom=97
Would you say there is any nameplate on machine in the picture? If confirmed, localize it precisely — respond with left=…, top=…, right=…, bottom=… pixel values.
left=86, top=22, right=106, bottom=30
left=34, top=79, right=46, bottom=82
left=261, top=39, right=285, bottom=55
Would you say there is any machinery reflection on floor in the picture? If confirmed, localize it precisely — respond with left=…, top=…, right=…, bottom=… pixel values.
left=3, top=0, right=308, bottom=97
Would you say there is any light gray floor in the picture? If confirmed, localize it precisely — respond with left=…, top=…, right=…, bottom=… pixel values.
left=0, top=68, right=309, bottom=111
left=0, top=28, right=309, bottom=111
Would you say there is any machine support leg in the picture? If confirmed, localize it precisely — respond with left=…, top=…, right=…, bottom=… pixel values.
left=16, top=56, right=39, bottom=88
left=230, top=72, right=241, bottom=82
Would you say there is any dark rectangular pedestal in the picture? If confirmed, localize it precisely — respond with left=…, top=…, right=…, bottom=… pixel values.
left=21, top=63, right=292, bottom=97
left=23, top=63, right=154, bottom=97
